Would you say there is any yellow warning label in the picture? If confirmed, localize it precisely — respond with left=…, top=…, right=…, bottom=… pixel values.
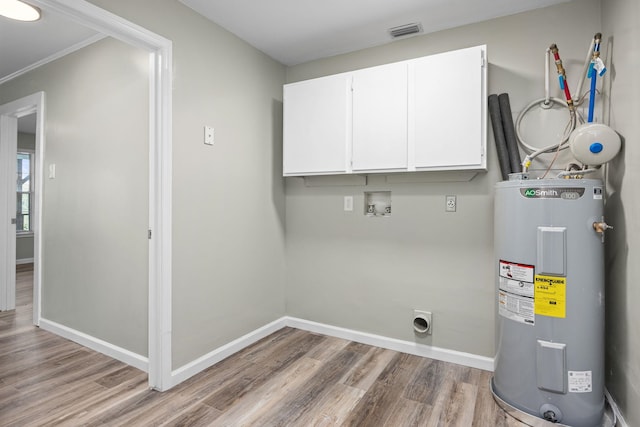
left=534, top=275, right=566, bottom=318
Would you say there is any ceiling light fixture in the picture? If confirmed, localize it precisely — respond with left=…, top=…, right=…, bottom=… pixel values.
left=0, top=0, right=41, bottom=22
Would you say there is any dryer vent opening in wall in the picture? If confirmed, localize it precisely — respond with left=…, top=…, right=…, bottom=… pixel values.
left=413, top=310, right=432, bottom=335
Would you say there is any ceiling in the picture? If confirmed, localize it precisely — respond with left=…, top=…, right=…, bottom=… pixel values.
left=1, top=0, right=570, bottom=87
left=179, top=0, right=570, bottom=65
left=0, top=10, right=98, bottom=83
left=1, top=8, right=99, bottom=133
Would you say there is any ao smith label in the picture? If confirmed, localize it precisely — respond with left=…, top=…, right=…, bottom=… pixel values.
left=520, top=187, right=585, bottom=199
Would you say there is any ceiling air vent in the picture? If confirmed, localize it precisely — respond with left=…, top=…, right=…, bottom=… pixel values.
left=389, top=23, right=423, bottom=39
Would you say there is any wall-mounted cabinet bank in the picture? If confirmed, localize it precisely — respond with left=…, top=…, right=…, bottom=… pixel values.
left=283, top=45, right=487, bottom=177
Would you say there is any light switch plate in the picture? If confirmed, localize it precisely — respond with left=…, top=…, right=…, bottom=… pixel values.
left=204, top=126, right=214, bottom=145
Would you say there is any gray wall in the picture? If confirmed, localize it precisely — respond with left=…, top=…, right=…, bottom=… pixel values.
left=285, top=0, right=601, bottom=358
left=17, top=132, right=35, bottom=262
left=0, top=38, right=150, bottom=355
left=88, top=0, right=287, bottom=367
left=16, top=235, right=33, bottom=262
left=602, top=0, right=640, bottom=425
left=3, top=3, right=636, bottom=423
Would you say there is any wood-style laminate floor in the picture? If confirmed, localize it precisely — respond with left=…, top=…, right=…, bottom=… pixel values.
left=0, top=265, right=526, bottom=426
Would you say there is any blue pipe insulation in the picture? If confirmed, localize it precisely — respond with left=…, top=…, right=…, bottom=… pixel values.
left=588, top=36, right=602, bottom=123
left=588, top=69, right=597, bottom=123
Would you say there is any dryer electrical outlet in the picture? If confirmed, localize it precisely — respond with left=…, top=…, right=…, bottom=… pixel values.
left=446, top=195, right=457, bottom=212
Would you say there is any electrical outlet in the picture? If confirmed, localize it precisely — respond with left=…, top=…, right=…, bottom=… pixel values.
left=446, top=195, right=456, bottom=212
left=344, top=196, right=353, bottom=211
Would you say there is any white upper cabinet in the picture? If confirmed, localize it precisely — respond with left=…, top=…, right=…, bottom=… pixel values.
left=411, top=46, right=486, bottom=170
left=352, top=62, right=408, bottom=171
left=283, top=73, right=351, bottom=175
left=283, top=45, right=486, bottom=176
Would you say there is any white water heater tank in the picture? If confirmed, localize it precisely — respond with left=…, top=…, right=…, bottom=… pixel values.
left=492, top=176, right=608, bottom=426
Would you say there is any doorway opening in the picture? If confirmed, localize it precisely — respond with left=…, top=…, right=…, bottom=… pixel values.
left=0, top=94, right=43, bottom=322
left=1, top=0, right=173, bottom=390
left=16, top=113, right=37, bottom=322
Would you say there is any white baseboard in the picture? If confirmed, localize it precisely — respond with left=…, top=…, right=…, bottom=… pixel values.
left=169, top=317, right=288, bottom=388
left=283, top=317, right=495, bottom=372
left=169, top=316, right=495, bottom=389
left=39, top=318, right=148, bottom=372
left=605, top=388, right=628, bottom=427
left=16, top=258, right=34, bottom=265
left=41, top=313, right=494, bottom=390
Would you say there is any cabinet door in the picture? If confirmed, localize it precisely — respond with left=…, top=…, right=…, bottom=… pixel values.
left=283, top=74, right=351, bottom=176
left=412, top=46, right=485, bottom=169
left=352, top=62, right=408, bottom=171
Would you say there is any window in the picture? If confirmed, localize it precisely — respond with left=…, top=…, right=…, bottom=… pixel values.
left=16, top=151, right=33, bottom=233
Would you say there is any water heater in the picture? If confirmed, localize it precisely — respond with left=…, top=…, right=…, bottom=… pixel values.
left=492, top=176, right=610, bottom=426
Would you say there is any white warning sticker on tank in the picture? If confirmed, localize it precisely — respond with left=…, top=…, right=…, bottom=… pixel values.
left=498, top=261, right=535, bottom=325
left=500, top=277, right=534, bottom=298
left=568, top=370, right=593, bottom=393
left=499, top=260, right=534, bottom=283
left=498, top=291, right=535, bottom=325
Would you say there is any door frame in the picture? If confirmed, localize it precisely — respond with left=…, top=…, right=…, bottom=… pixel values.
left=0, top=93, right=44, bottom=319
left=25, top=0, right=174, bottom=391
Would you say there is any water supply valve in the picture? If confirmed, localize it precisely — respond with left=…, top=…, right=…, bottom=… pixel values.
left=593, top=220, right=613, bottom=242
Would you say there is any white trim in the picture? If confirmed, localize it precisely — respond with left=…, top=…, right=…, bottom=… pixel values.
left=148, top=33, right=174, bottom=392
left=168, top=316, right=494, bottom=389
left=39, top=318, right=148, bottom=372
left=284, top=317, right=495, bottom=371
left=16, top=258, right=34, bottom=265
left=16, top=148, right=35, bottom=235
left=605, top=388, right=628, bottom=427
left=0, top=115, right=17, bottom=311
left=0, top=92, right=44, bottom=321
left=0, top=34, right=106, bottom=86
left=170, top=318, right=288, bottom=388
left=28, top=0, right=173, bottom=391
left=33, top=94, right=45, bottom=326
left=29, top=0, right=167, bottom=51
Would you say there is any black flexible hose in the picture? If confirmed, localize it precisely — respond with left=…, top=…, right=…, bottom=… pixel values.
left=498, top=93, right=522, bottom=173
left=489, top=94, right=511, bottom=180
